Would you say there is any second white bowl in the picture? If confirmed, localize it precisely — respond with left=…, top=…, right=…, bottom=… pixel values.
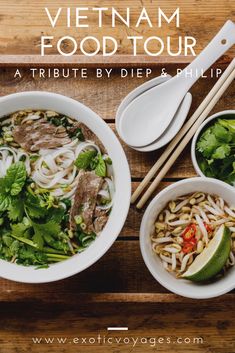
left=140, top=177, right=235, bottom=299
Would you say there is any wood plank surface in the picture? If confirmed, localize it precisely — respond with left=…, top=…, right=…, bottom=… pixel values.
left=0, top=59, right=234, bottom=353
left=0, top=0, right=234, bottom=58
left=0, top=54, right=232, bottom=67
left=0, top=300, right=234, bottom=352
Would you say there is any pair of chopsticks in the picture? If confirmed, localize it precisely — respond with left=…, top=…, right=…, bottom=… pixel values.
left=132, top=58, right=235, bottom=209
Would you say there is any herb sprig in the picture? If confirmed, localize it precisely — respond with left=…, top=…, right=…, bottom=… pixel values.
left=0, top=162, right=74, bottom=267
left=196, top=118, right=235, bottom=185
left=75, top=150, right=108, bottom=177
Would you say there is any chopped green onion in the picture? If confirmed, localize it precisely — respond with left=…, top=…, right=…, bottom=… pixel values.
left=74, top=215, right=83, bottom=225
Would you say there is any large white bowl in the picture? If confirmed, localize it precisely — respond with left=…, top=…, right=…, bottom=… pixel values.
left=0, top=91, right=131, bottom=283
left=140, top=177, right=235, bottom=299
left=191, top=110, right=235, bottom=178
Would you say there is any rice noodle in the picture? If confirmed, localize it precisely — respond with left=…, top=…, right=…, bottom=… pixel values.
left=31, top=141, right=101, bottom=192
left=0, top=146, right=31, bottom=176
left=96, top=177, right=115, bottom=211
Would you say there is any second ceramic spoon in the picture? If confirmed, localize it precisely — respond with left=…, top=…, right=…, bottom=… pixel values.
left=119, top=20, right=235, bottom=148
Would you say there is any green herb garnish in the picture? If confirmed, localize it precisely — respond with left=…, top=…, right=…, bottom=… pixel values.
left=0, top=162, right=27, bottom=212
left=95, top=154, right=106, bottom=177
left=0, top=162, right=74, bottom=267
left=75, top=150, right=107, bottom=177
left=75, top=150, right=97, bottom=169
left=196, top=118, right=235, bottom=185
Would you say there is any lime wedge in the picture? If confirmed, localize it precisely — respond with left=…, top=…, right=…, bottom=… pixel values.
left=182, top=225, right=231, bottom=282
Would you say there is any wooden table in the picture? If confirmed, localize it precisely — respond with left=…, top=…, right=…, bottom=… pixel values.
left=0, top=1, right=235, bottom=351
left=0, top=58, right=234, bottom=353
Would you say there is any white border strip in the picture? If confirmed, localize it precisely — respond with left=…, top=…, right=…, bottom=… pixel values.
left=107, top=327, right=129, bottom=331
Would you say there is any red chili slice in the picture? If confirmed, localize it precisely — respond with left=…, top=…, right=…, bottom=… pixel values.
left=203, top=222, right=213, bottom=234
left=182, top=242, right=194, bottom=254
left=182, top=224, right=197, bottom=242
left=189, top=237, right=197, bottom=246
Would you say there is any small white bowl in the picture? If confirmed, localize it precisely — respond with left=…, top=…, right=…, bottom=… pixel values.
left=0, top=91, right=131, bottom=283
left=140, top=177, right=235, bottom=299
left=191, top=110, right=235, bottom=178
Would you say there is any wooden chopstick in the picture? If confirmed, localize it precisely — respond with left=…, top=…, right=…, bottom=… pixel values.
left=134, top=59, right=235, bottom=209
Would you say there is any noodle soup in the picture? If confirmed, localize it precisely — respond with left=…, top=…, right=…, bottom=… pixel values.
left=151, top=192, right=235, bottom=280
left=0, top=110, right=114, bottom=267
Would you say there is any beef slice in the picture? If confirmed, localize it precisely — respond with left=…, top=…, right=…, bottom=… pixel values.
left=70, top=170, right=103, bottom=233
left=13, top=118, right=71, bottom=152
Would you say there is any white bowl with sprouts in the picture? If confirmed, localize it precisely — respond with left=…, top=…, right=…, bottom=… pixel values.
left=0, top=91, right=131, bottom=283
left=140, top=177, right=235, bottom=299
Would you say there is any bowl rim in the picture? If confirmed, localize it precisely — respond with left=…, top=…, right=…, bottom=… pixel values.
left=0, top=91, right=131, bottom=283
left=140, top=177, right=235, bottom=299
left=191, top=110, right=235, bottom=178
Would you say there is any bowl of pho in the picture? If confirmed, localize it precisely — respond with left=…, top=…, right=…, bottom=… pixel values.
left=0, top=91, right=131, bottom=283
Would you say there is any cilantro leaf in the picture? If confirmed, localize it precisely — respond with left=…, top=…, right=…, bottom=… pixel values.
left=9, top=240, right=21, bottom=255
left=46, top=206, right=65, bottom=223
left=24, top=192, right=47, bottom=219
left=32, top=220, right=69, bottom=252
left=32, top=220, right=60, bottom=239
left=11, top=222, right=38, bottom=248
left=32, top=231, right=44, bottom=250
left=219, top=118, right=235, bottom=132
left=32, top=220, right=61, bottom=250
left=11, top=222, right=31, bottom=238
left=8, top=197, right=25, bottom=222
left=212, top=145, right=231, bottom=159
left=196, top=128, right=219, bottom=158
left=213, top=123, right=232, bottom=143
left=17, top=246, right=48, bottom=266
left=75, top=150, right=97, bottom=169
left=2, top=234, right=14, bottom=247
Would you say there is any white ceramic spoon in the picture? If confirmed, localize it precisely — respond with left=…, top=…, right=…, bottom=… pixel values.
left=116, top=75, right=192, bottom=151
left=119, top=20, right=235, bottom=148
